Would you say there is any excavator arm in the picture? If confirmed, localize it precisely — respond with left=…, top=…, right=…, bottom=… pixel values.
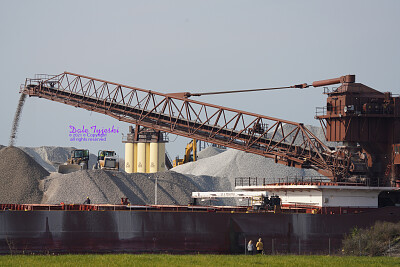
left=21, top=72, right=364, bottom=182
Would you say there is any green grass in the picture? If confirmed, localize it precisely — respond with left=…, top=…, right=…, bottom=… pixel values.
left=0, top=254, right=399, bottom=267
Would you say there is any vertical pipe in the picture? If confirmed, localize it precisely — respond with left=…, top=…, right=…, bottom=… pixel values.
left=146, top=143, right=150, bottom=173
left=133, top=143, right=138, bottom=173
left=329, top=238, right=331, bottom=255
left=272, top=239, right=274, bottom=255
left=137, top=143, right=146, bottom=173
left=154, top=175, right=158, bottom=205
left=298, top=238, right=301, bottom=255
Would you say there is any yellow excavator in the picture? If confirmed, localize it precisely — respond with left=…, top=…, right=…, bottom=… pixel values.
left=93, top=150, right=119, bottom=171
left=173, top=139, right=197, bottom=167
left=58, top=149, right=89, bottom=174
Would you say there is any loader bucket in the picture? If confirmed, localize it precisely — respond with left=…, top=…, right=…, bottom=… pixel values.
left=58, top=164, right=82, bottom=174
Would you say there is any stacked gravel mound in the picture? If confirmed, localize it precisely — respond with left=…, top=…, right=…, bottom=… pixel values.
left=173, top=148, right=320, bottom=180
left=174, top=124, right=334, bottom=180
left=197, top=146, right=226, bottom=160
left=20, top=146, right=97, bottom=172
left=0, top=146, right=49, bottom=203
left=41, top=170, right=201, bottom=205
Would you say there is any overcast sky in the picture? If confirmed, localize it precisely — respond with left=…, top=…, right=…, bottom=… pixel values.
left=1, top=1, right=399, bottom=159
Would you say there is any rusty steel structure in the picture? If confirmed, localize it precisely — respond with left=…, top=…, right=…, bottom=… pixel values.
left=21, top=72, right=377, bottom=183
left=315, top=76, right=400, bottom=187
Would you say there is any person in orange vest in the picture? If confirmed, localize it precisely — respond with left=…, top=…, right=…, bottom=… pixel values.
left=256, top=238, right=264, bottom=254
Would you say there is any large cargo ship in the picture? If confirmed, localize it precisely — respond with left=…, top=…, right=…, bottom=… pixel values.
left=8, top=73, right=399, bottom=254
left=1, top=180, right=399, bottom=255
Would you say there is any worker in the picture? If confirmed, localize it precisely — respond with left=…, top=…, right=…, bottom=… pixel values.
left=247, top=240, right=254, bottom=255
left=83, top=197, right=91, bottom=205
left=256, top=238, right=263, bottom=254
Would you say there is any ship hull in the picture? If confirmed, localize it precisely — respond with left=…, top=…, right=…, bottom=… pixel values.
left=0, top=207, right=399, bottom=254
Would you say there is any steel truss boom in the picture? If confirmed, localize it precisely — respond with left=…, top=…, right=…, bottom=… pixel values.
left=21, top=72, right=352, bottom=180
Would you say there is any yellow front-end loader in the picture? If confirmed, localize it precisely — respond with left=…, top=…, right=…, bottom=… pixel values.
left=58, top=149, right=89, bottom=174
left=93, top=150, right=119, bottom=171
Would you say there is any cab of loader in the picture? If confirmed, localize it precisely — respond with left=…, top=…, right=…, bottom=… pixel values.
left=94, top=150, right=119, bottom=170
left=70, top=149, right=89, bottom=160
left=173, top=139, right=197, bottom=167
left=58, top=149, right=89, bottom=174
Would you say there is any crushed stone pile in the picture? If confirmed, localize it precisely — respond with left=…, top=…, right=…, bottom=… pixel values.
left=171, top=124, right=333, bottom=205
left=172, top=148, right=322, bottom=194
left=0, top=146, right=49, bottom=203
left=174, top=124, right=333, bottom=181
left=173, top=148, right=320, bottom=179
left=0, top=124, right=333, bottom=206
left=197, top=146, right=225, bottom=160
left=41, top=170, right=201, bottom=205
left=20, top=146, right=97, bottom=172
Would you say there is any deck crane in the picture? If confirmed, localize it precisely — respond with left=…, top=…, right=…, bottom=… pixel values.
left=20, top=72, right=400, bottom=186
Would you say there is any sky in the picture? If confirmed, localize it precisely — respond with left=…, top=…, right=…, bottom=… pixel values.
left=1, top=1, right=400, bottom=159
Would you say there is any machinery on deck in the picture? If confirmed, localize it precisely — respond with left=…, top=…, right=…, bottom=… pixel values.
left=58, top=149, right=89, bottom=174
left=191, top=191, right=281, bottom=211
left=21, top=72, right=400, bottom=186
left=94, top=150, right=119, bottom=171
left=173, top=139, right=197, bottom=167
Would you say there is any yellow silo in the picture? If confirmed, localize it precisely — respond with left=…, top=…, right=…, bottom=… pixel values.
left=124, top=143, right=134, bottom=173
left=149, top=142, right=159, bottom=173
left=137, top=142, right=146, bottom=173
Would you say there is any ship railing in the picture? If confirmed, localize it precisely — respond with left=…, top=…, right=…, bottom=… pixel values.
left=234, top=176, right=371, bottom=187
left=315, top=103, right=395, bottom=117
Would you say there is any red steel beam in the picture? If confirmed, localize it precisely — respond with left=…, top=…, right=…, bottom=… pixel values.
left=21, top=72, right=354, bottom=181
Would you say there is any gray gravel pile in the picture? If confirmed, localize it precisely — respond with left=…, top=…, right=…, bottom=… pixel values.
left=41, top=170, right=201, bottom=205
left=172, top=124, right=334, bottom=198
left=172, top=125, right=333, bottom=206
left=197, top=146, right=225, bottom=160
left=0, top=146, right=49, bottom=203
left=271, top=124, right=337, bottom=148
left=0, top=124, right=333, bottom=206
left=173, top=148, right=321, bottom=183
left=20, top=146, right=97, bottom=172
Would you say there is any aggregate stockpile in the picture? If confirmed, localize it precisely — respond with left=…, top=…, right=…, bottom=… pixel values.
left=0, top=146, right=202, bottom=205
left=174, top=146, right=321, bottom=179
left=41, top=170, right=200, bottom=205
left=172, top=124, right=332, bottom=184
left=19, top=146, right=97, bottom=172
left=0, top=146, right=48, bottom=204
left=0, top=124, right=330, bottom=206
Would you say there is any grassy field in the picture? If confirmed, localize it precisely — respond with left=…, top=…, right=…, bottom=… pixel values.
left=0, top=254, right=399, bottom=267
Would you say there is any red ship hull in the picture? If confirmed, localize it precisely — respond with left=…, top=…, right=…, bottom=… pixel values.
left=0, top=205, right=399, bottom=254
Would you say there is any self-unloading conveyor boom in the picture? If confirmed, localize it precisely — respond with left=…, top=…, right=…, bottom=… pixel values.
left=21, top=72, right=363, bottom=182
